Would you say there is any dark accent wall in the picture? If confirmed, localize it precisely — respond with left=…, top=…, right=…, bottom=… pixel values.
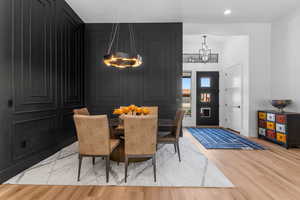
left=0, top=0, right=84, bottom=183
left=0, top=7, right=182, bottom=182
left=85, top=23, right=182, bottom=119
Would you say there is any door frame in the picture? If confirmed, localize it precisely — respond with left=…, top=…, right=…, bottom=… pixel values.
left=223, top=64, right=243, bottom=132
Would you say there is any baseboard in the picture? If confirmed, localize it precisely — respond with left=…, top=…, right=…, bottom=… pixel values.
left=0, top=136, right=76, bottom=183
left=225, top=128, right=240, bottom=134
left=196, top=125, right=222, bottom=128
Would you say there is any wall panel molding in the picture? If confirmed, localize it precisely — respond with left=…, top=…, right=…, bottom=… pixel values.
left=12, top=0, right=57, bottom=113
left=12, top=115, right=57, bottom=161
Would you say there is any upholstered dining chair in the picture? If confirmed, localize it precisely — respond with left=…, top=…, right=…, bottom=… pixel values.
left=73, top=107, right=90, bottom=115
left=73, top=115, right=120, bottom=182
left=157, top=110, right=185, bottom=162
left=124, top=115, right=158, bottom=182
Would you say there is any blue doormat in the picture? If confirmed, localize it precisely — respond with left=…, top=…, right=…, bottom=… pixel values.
left=188, top=128, right=266, bottom=150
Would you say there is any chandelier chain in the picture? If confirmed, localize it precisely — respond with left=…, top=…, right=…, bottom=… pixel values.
left=107, top=24, right=118, bottom=54
left=115, top=24, right=120, bottom=53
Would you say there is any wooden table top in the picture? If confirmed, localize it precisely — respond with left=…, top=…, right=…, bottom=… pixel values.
left=110, top=118, right=174, bottom=127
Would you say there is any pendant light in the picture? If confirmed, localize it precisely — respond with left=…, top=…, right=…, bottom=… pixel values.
left=103, top=24, right=143, bottom=69
left=199, top=35, right=211, bottom=63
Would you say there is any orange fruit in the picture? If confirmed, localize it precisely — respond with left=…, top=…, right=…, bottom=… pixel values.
left=122, top=107, right=130, bottom=114
left=135, top=107, right=143, bottom=113
left=128, top=104, right=136, bottom=111
left=142, top=108, right=150, bottom=115
left=113, top=109, right=123, bottom=115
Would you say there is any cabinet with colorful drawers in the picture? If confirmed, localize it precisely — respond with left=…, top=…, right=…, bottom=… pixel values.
left=258, top=110, right=300, bottom=148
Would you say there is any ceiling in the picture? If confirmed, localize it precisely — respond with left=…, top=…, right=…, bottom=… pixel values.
left=66, top=0, right=300, bottom=23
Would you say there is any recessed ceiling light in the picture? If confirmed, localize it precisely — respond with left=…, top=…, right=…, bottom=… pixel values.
left=224, top=9, right=232, bottom=16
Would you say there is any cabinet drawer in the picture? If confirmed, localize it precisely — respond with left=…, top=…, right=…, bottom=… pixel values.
left=259, top=128, right=266, bottom=136
left=276, top=133, right=287, bottom=144
left=267, top=122, right=275, bottom=130
left=267, top=113, right=276, bottom=122
left=259, top=120, right=266, bottom=128
left=259, top=112, right=267, bottom=120
left=276, top=123, right=286, bottom=133
left=266, top=130, right=276, bottom=140
left=276, top=115, right=286, bottom=124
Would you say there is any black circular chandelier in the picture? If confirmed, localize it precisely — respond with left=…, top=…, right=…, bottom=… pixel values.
left=103, top=24, right=143, bottom=69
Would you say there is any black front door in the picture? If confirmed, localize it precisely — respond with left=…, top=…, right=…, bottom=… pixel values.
left=196, top=72, right=219, bottom=126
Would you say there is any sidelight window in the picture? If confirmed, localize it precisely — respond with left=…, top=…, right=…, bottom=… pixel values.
left=182, top=72, right=192, bottom=116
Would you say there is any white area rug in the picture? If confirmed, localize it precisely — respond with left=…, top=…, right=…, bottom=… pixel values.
left=5, top=137, right=233, bottom=187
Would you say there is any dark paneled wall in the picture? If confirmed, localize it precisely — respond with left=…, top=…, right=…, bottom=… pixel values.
left=0, top=0, right=12, bottom=173
left=85, top=23, right=182, bottom=119
left=0, top=0, right=84, bottom=183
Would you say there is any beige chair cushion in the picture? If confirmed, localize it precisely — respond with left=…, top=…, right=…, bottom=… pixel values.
left=73, top=108, right=90, bottom=115
left=124, top=115, right=158, bottom=156
left=74, top=115, right=119, bottom=155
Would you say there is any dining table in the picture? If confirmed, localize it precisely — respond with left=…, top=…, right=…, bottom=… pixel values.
left=109, top=118, right=175, bottom=163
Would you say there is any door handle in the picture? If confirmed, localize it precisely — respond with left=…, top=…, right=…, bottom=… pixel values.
left=225, top=104, right=240, bottom=108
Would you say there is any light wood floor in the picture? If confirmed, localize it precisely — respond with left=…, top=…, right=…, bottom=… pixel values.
left=1, top=129, right=300, bottom=200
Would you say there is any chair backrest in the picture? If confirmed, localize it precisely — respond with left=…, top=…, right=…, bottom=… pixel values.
left=142, top=106, right=158, bottom=117
left=73, top=107, right=90, bottom=115
left=124, top=115, right=157, bottom=156
left=173, top=110, right=185, bottom=139
left=73, top=115, right=110, bottom=155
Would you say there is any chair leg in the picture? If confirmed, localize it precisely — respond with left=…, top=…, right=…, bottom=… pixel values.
left=152, top=154, right=157, bottom=182
left=106, top=156, right=110, bottom=183
left=92, top=157, right=95, bottom=165
left=77, top=155, right=82, bottom=182
left=125, top=156, right=128, bottom=183
left=174, top=144, right=177, bottom=153
left=176, top=141, right=181, bottom=162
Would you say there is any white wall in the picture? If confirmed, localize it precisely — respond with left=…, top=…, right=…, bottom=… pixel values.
left=223, top=36, right=249, bottom=68
left=184, top=23, right=271, bottom=137
left=271, top=8, right=300, bottom=112
left=223, top=36, right=249, bottom=136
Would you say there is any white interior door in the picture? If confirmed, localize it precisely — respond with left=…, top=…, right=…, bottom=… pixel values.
left=224, top=65, right=242, bottom=132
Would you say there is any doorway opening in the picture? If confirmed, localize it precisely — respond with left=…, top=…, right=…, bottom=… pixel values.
left=183, top=34, right=249, bottom=135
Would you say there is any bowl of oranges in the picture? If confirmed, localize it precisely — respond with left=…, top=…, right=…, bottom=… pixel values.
left=113, top=105, right=150, bottom=117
